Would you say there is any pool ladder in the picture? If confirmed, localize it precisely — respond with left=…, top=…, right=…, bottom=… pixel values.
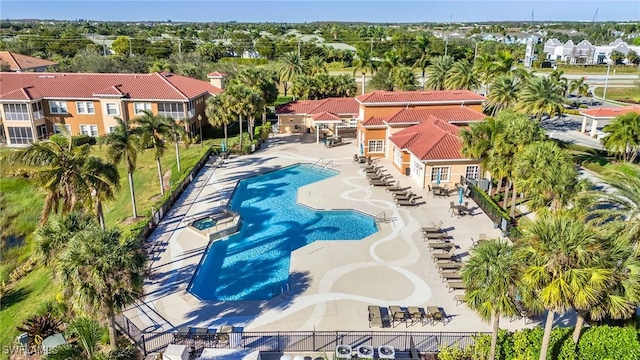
left=272, top=283, right=291, bottom=299
left=310, top=158, right=334, bottom=172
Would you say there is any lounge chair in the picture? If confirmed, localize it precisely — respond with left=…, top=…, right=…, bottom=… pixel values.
left=427, top=241, right=453, bottom=251
left=432, top=247, right=456, bottom=261
left=422, top=221, right=444, bottom=233
left=436, top=260, right=462, bottom=270
left=393, top=191, right=414, bottom=201
left=427, top=306, right=444, bottom=325
left=396, top=196, right=417, bottom=207
left=407, top=306, right=425, bottom=326
left=440, top=270, right=462, bottom=281
left=472, top=233, right=488, bottom=246
left=423, top=232, right=449, bottom=241
left=368, top=305, right=384, bottom=328
left=447, top=281, right=466, bottom=292
left=386, top=184, right=409, bottom=193
left=388, top=306, right=407, bottom=328
left=370, top=178, right=395, bottom=187
left=454, top=294, right=466, bottom=305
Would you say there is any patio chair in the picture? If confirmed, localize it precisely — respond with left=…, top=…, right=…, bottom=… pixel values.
left=472, top=234, right=488, bottom=246
left=440, top=270, right=462, bottom=281
left=427, top=241, right=453, bottom=251
left=368, top=305, right=384, bottom=328
left=388, top=306, right=408, bottom=328
left=436, top=260, right=462, bottom=270
left=427, top=306, right=444, bottom=325
left=353, top=154, right=359, bottom=164
left=174, top=326, right=191, bottom=343
left=393, top=191, right=414, bottom=201
left=422, top=221, right=444, bottom=233
left=423, top=232, right=449, bottom=241
left=396, top=196, right=417, bottom=207
left=370, top=178, right=395, bottom=187
left=407, top=306, right=425, bottom=327
left=387, top=185, right=408, bottom=193
left=454, top=294, right=466, bottom=306
left=447, top=280, right=466, bottom=292
left=432, top=247, right=456, bottom=261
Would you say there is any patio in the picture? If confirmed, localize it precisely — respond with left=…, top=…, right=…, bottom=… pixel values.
left=122, top=132, right=535, bottom=336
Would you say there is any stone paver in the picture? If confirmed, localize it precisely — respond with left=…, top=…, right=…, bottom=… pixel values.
left=123, top=133, right=535, bottom=334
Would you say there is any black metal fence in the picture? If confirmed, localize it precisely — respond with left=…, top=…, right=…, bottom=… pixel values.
left=122, top=328, right=486, bottom=356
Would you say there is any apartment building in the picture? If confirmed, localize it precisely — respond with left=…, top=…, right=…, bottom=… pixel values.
left=0, top=71, right=224, bottom=145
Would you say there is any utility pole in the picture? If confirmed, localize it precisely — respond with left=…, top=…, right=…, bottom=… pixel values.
left=178, top=39, right=182, bottom=57
left=128, top=36, right=133, bottom=57
left=474, top=41, right=478, bottom=62
left=603, top=62, right=611, bottom=100
left=198, top=115, right=203, bottom=150
left=444, top=38, right=449, bottom=57
left=103, top=42, right=107, bottom=56
left=297, top=40, right=301, bottom=57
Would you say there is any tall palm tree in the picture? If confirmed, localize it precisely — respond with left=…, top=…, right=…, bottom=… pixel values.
left=246, top=88, right=266, bottom=142
left=352, top=46, right=378, bottom=95
left=132, top=110, right=173, bottom=196
left=168, top=118, right=188, bottom=172
left=305, top=55, right=327, bottom=76
left=518, top=212, right=611, bottom=360
left=444, top=59, right=479, bottom=91
left=425, top=55, right=454, bottom=90
left=55, top=226, right=146, bottom=348
left=460, top=116, right=504, bottom=185
left=516, top=76, right=564, bottom=120
left=206, top=94, right=235, bottom=150
left=101, top=117, right=141, bottom=218
left=234, top=67, right=279, bottom=126
left=569, top=76, right=589, bottom=99
left=224, top=83, right=256, bottom=152
left=514, top=141, right=583, bottom=212
left=278, top=51, right=305, bottom=97
left=601, top=112, right=640, bottom=162
left=1, top=129, right=119, bottom=225
left=462, top=240, right=520, bottom=360
left=485, top=75, right=520, bottom=115
left=412, top=34, right=430, bottom=90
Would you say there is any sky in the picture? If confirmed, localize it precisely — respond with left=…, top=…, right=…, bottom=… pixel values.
left=1, top=0, right=639, bottom=23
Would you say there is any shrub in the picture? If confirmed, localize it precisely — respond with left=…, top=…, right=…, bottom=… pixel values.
left=71, top=134, right=97, bottom=146
left=219, top=57, right=268, bottom=66
left=326, top=61, right=348, bottom=69
left=564, top=109, right=581, bottom=115
left=16, top=313, right=64, bottom=348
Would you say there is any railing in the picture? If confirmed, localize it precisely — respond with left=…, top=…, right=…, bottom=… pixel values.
left=319, top=160, right=334, bottom=172
left=116, top=326, right=487, bottom=356
left=309, top=158, right=325, bottom=170
left=33, top=110, right=44, bottom=119
left=374, top=211, right=387, bottom=223
left=188, top=109, right=196, bottom=118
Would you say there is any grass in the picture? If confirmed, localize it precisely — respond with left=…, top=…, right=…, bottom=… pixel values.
left=0, top=267, right=58, bottom=360
left=533, top=64, right=640, bottom=75
left=0, top=139, right=217, bottom=354
left=593, top=87, right=640, bottom=103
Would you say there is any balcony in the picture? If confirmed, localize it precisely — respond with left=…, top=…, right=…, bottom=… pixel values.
left=33, top=110, right=44, bottom=119
left=188, top=109, right=195, bottom=118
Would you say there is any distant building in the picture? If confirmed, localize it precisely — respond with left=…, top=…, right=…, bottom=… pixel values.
left=544, top=38, right=640, bottom=64
left=0, top=52, right=58, bottom=72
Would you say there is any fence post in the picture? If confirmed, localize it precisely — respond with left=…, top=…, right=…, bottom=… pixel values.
left=141, top=334, right=147, bottom=356
left=313, top=329, right=316, bottom=351
left=126, top=318, right=130, bottom=336
left=277, top=331, right=280, bottom=352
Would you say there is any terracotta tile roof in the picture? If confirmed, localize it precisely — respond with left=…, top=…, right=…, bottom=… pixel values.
left=384, top=107, right=486, bottom=124
left=361, top=116, right=385, bottom=127
left=580, top=106, right=640, bottom=119
left=275, top=97, right=358, bottom=115
left=207, top=71, right=226, bottom=77
left=0, top=72, right=221, bottom=101
left=389, top=115, right=466, bottom=161
left=0, top=51, right=58, bottom=71
left=355, top=90, right=485, bottom=104
left=311, top=111, right=342, bottom=122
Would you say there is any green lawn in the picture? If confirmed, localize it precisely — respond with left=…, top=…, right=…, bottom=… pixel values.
left=593, top=87, right=640, bottom=103
left=533, top=65, right=639, bottom=75
left=0, top=139, right=219, bottom=355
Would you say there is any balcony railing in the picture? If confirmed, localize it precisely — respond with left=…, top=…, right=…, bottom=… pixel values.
left=33, top=110, right=44, bottom=119
left=188, top=109, right=195, bottom=118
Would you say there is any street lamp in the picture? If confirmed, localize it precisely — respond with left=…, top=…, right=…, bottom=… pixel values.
left=444, top=37, right=449, bottom=57
left=603, top=62, right=611, bottom=100
left=198, top=114, right=203, bottom=150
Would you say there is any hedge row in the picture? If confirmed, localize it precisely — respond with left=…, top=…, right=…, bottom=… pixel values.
left=438, top=325, right=640, bottom=360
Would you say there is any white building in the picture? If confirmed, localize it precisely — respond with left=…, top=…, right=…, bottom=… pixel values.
left=544, top=38, right=640, bottom=64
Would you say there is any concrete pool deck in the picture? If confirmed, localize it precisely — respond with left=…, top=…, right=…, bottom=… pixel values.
left=123, top=133, right=540, bottom=334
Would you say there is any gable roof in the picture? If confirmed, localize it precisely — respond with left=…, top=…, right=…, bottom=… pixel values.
left=383, top=107, right=486, bottom=125
left=361, top=116, right=385, bottom=127
left=355, top=90, right=485, bottom=105
left=389, top=116, right=466, bottom=161
left=311, top=111, right=342, bottom=122
left=275, top=97, right=358, bottom=115
left=580, top=106, right=640, bottom=119
left=0, top=51, right=58, bottom=71
left=0, top=72, right=222, bottom=101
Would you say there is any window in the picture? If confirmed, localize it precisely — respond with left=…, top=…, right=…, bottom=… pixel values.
left=7, top=127, right=33, bottom=144
left=105, top=103, right=119, bottom=116
left=412, top=160, right=423, bottom=178
left=466, top=165, right=480, bottom=180
left=158, top=102, right=185, bottom=119
left=49, top=101, right=68, bottom=114
left=3, top=104, right=30, bottom=121
left=317, top=123, right=329, bottom=130
left=31, top=102, right=44, bottom=119
left=108, top=126, right=118, bottom=133
left=393, top=147, right=402, bottom=167
left=36, top=124, right=48, bottom=140
left=134, top=102, right=152, bottom=115
left=53, top=123, right=71, bottom=134
left=80, top=125, right=99, bottom=137
left=76, top=101, right=95, bottom=114
left=368, top=139, right=384, bottom=153
left=430, top=167, right=451, bottom=182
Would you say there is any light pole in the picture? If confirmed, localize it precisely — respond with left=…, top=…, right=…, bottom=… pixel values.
left=198, top=114, right=203, bottom=150
left=444, top=38, right=449, bottom=57
left=603, top=62, right=611, bottom=100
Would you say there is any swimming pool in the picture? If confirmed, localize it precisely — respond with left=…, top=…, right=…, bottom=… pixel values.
left=189, top=163, right=378, bottom=301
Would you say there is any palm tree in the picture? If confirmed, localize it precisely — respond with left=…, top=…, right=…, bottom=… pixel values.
left=425, top=55, right=454, bottom=90
left=352, top=46, right=378, bottom=95
left=393, top=66, right=417, bottom=91
left=516, top=76, right=564, bottom=120
left=444, top=59, right=479, bottom=91
left=278, top=51, right=305, bottom=97
left=460, top=117, right=504, bottom=187
left=168, top=118, right=188, bottom=172
left=485, top=75, right=520, bottom=115
left=514, top=141, right=583, bottom=212
left=55, top=226, right=146, bottom=348
left=132, top=110, right=173, bottom=196
left=45, top=318, right=103, bottom=360
left=569, top=76, right=589, bottom=99
left=246, top=88, right=266, bottom=143
left=234, top=67, right=279, bottom=126
left=412, top=34, right=430, bottom=90
left=224, top=83, right=256, bottom=152
left=100, top=117, right=141, bottom=218
left=35, top=212, right=96, bottom=264
left=601, top=112, right=640, bottom=162
left=462, top=240, right=520, bottom=360
left=1, top=129, right=119, bottom=225
left=305, top=55, right=327, bottom=76
left=206, top=94, right=235, bottom=150
left=518, top=212, right=611, bottom=360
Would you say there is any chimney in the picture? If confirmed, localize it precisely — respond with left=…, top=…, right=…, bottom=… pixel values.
left=207, top=71, right=226, bottom=90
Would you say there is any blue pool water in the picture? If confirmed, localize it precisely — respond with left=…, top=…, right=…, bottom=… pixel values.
left=191, top=217, right=217, bottom=230
left=189, top=163, right=378, bottom=301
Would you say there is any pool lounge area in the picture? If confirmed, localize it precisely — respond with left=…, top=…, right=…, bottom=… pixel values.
left=123, top=132, right=531, bottom=336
